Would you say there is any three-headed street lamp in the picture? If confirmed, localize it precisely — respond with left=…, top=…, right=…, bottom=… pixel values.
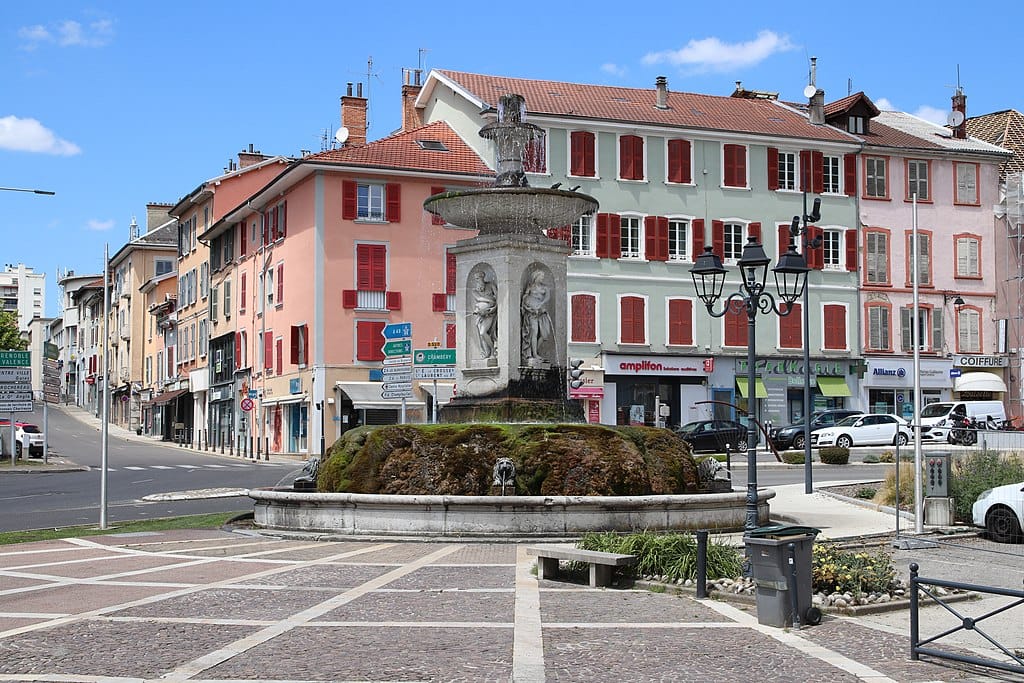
left=691, top=237, right=810, bottom=532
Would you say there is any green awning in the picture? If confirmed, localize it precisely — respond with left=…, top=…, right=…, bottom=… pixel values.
left=736, top=378, right=768, bottom=399
left=817, top=376, right=852, bottom=397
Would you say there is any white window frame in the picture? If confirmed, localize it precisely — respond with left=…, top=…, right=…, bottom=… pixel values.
left=778, top=150, right=797, bottom=191
left=571, top=214, right=595, bottom=257
left=357, top=182, right=386, bottom=221
left=822, top=155, right=842, bottom=194
left=722, top=220, right=747, bottom=262
left=821, top=227, right=843, bottom=270
left=667, top=217, right=691, bottom=262
left=619, top=214, right=643, bottom=260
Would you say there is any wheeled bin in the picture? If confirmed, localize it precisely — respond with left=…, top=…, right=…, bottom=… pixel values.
left=745, top=525, right=820, bottom=628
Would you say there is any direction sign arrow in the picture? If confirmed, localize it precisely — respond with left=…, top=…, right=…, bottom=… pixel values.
left=381, top=365, right=413, bottom=376
left=382, top=355, right=412, bottom=366
left=380, top=390, right=413, bottom=400
left=380, top=371, right=412, bottom=383
left=0, top=402, right=33, bottom=412
left=381, top=382, right=413, bottom=393
left=0, top=368, right=31, bottom=381
left=382, top=339, right=412, bottom=356
left=381, top=322, right=412, bottom=340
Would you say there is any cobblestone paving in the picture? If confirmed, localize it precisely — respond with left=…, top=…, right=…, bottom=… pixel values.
left=111, top=587, right=332, bottom=620
left=115, top=559, right=285, bottom=584
left=236, top=562, right=396, bottom=587
left=10, top=552, right=182, bottom=578
left=320, top=589, right=515, bottom=623
left=540, top=588, right=730, bottom=624
left=387, top=565, right=515, bottom=590
left=438, top=544, right=518, bottom=564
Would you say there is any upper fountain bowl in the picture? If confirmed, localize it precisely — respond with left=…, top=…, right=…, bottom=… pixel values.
left=424, top=187, right=598, bottom=235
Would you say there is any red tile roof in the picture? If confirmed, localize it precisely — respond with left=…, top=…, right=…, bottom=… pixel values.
left=434, top=70, right=855, bottom=144
left=307, top=121, right=492, bottom=176
left=823, top=91, right=879, bottom=118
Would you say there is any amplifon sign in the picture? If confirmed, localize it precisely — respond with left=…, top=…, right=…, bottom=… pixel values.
left=604, top=354, right=708, bottom=377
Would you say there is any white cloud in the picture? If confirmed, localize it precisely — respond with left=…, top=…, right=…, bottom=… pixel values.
left=642, top=30, right=795, bottom=73
left=0, top=116, right=81, bottom=155
left=18, top=18, right=113, bottom=49
left=86, top=219, right=115, bottom=232
left=875, top=98, right=895, bottom=111
left=601, top=63, right=627, bottom=78
left=914, top=105, right=948, bottom=125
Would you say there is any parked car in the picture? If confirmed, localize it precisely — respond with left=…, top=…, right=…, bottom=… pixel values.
left=768, top=409, right=862, bottom=450
left=15, top=423, right=44, bottom=457
left=810, top=414, right=911, bottom=448
left=919, top=400, right=1008, bottom=442
left=676, top=419, right=756, bottom=453
left=972, top=481, right=1024, bottom=543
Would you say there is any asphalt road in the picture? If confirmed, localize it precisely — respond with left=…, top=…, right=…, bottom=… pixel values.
left=0, top=406, right=304, bottom=532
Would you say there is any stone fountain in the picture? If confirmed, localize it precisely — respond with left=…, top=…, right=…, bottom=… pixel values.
left=424, top=94, right=598, bottom=423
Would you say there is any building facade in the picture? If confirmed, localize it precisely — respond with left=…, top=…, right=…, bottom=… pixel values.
left=1, top=263, right=45, bottom=332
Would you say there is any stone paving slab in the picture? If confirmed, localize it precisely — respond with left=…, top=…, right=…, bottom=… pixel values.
left=319, top=589, right=515, bottom=623
left=237, top=562, right=397, bottom=588
left=386, top=565, right=515, bottom=590
left=540, top=588, right=731, bottom=624
left=350, top=542, right=453, bottom=563
left=89, top=528, right=239, bottom=546
left=5, top=551, right=184, bottom=578
left=113, top=559, right=286, bottom=585
left=111, top=587, right=332, bottom=621
left=0, top=575, right=50, bottom=591
left=0, top=582, right=176, bottom=615
left=435, top=544, right=518, bottom=564
left=0, top=545, right=114, bottom=568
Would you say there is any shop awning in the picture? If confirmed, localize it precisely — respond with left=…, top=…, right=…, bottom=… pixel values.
left=419, top=382, right=455, bottom=405
left=146, top=388, right=188, bottom=406
left=261, top=393, right=307, bottom=406
left=816, top=376, right=852, bottom=397
left=336, top=381, right=426, bottom=410
left=954, top=371, right=1007, bottom=394
left=735, top=379, right=768, bottom=399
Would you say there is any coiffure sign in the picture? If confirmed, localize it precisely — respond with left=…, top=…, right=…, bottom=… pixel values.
left=604, top=354, right=708, bottom=377
left=953, top=354, right=1009, bottom=368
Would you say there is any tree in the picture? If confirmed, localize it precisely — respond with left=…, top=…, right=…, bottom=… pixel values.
left=0, top=311, right=27, bottom=351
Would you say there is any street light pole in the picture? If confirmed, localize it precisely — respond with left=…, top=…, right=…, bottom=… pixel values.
left=692, top=238, right=809, bottom=532
left=795, top=194, right=822, bottom=494
left=0, top=187, right=55, bottom=195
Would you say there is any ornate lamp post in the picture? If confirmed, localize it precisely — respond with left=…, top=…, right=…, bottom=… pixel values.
left=792, top=195, right=822, bottom=494
left=691, top=238, right=809, bottom=532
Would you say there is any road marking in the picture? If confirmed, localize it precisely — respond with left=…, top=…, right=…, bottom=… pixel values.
left=150, top=465, right=174, bottom=469
left=175, top=464, right=200, bottom=469
left=204, top=464, right=229, bottom=468
left=122, top=466, right=146, bottom=470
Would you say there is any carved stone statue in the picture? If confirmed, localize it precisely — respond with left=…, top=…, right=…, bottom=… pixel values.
left=470, top=271, right=498, bottom=359
left=520, top=269, right=553, bottom=365
left=293, top=457, right=320, bottom=491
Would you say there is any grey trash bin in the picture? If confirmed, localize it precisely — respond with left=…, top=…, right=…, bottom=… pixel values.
left=745, top=525, right=820, bottom=628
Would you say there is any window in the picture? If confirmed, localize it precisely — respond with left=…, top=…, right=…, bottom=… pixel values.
left=620, top=216, right=642, bottom=259
left=240, top=273, right=247, bottom=313
left=199, top=318, right=208, bottom=357
left=266, top=268, right=274, bottom=306
left=666, top=139, right=692, bottom=184
left=619, top=295, right=646, bottom=344
left=668, top=219, right=689, bottom=261
left=667, top=298, right=693, bottom=346
left=571, top=294, right=597, bottom=343
left=276, top=263, right=284, bottom=306
left=358, top=183, right=385, bottom=220
left=906, top=159, right=930, bottom=201
left=210, top=285, right=218, bottom=321
left=723, top=222, right=745, bottom=261
left=906, top=231, right=932, bottom=286
left=955, top=235, right=981, bottom=278
left=823, top=304, right=847, bottom=350
left=901, top=307, right=934, bottom=350
left=237, top=330, right=247, bottom=368
left=865, top=156, right=888, bottom=198
left=822, top=155, right=841, bottom=194
left=723, top=301, right=746, bottom=347
left=865, top=230, right=889, bottom=284
left=779, top=303, right=802, bottom=349
left=569, top=131, right=596, bottom=177
left=619, top=134, right=644, bottom=180
left=821, top=229, right=842, bottom=268
left=571, top=215, right=593, bottom=256
left=357, top=243, right=387, bottom=291
left=955, top=162, right=979, bottom=205
left=777, top=151, right=797, bottom=190
left=957, top=308, right=981, bottom=353
left=200, top=262, right=209, bottom=298
left=155, top=259, right=173, bottom=276
left=722, top=144, right=747, bottom=188
left=356, top=321, right=386, bottom=361
left=224, top=279, right=232, bottom=317
left=523, top=131, right=546, bottom=174
left=867, top=304, right=891, bottom=351
left=290, top=324, right=308, bottom=366
left=847, top=116, right=865, bottom=134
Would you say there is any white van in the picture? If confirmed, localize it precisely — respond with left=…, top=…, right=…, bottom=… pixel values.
left=919, top=401, right=1007, bottom=442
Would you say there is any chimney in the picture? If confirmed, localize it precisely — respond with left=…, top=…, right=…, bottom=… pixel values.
left=237, top=143, right=267, bottom=169
left=340, top=82, right=368, bottom=146
left=401, top=68, right=424, bottom=132
left=951, top=87, right=967, bottom=139
left=808, top=57, right=826, bottom=125
left=129, top=215, right=139, bottom=241
left=145, top=203, right=173, bottom=231
left=655, top=75, right=669, bottom=110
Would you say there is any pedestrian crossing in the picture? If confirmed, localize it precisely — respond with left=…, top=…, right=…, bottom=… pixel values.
left=103, top=461, right=289, bottom=472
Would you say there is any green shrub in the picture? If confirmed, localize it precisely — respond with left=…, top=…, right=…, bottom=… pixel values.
left=812, top=543, right=897, bottom=595
left=781, top=451, right=805, bottom=464
left=819, top=447, right=850, bottom=465
left=854, top=486, right=878, bottom=499
left=949, top=451, right=1024, bottom=522
left=878, top=450, right=895, bottom=463
left=578, top=530, right=743, bottom=582
left=861, top=453, right=881, bottom=464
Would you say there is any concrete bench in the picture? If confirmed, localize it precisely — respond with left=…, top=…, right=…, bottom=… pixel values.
left=526, top=546, right=637, bottom=587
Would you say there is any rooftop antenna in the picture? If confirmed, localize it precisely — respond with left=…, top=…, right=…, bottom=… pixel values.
left=946, top=65, right=966, bottom=128
left=847, top=78, right=852, bottom=97
left=418, top=47, right=429, bottom=72
left=803, top=56, right=817, bottom=100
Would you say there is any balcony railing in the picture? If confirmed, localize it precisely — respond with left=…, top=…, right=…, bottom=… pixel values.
left=357, top=290, right=387, bottom=310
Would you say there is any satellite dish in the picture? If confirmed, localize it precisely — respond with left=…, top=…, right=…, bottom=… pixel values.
left=335, top=126, right=350, bottom=144
left=948, top=110, right=965, bottom=127
left=803, top=84, right=817, bottom=99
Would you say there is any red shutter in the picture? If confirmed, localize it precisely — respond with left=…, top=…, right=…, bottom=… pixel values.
left=432, top=293, right=447, bottom=312
left=276, top=264, right=284, bottom=303
left=724, top=144, right=745, bottom=187
left=779, top=303, right=802, bottom=348
left=712, top=220, right=725, bottom=258
left=778, top=224, right=791, bottom=257
left=799, top=150, right=812, bottom=192
left=656, top=216, right=669, bottom=261
left=668, top=299, right=693, bottom=345
left=342, top=180, right=357, bottom=220
left=582, top=132, right=595, bottom=177
left=356, top=321, right=385, bottom=361
left=290, top=326, right=299, bottom=365
left=239, top=222, right=247, bottom=256
left=844, top=154, right=857, bottom=196
left=303, top=325, right=308, bottom=365
left=386, top=291, right=401, bottom=310
left=620, top=296, right=644, bottom=343
left=371, top=245, right=386, bottom=291
left=547, top=226, right=571, bottom=244
left=644, top=216, right=659, bottom=261
left=571, top=294, right=596, bottom=343
left=445, top=250, right=457, bottom=293
left=275, top=338, right=283, bottom=373
left=264, top=332, right=274, bottom=373
left=767, top=147, right=779, bottom=191
left=824, top=305, right=846, bottom=350
left=809, top=227, right=824, bottom=269
left=570, top=131, right=585, bottom=176
left=724, top=303, right=746, bottom=346
left=357, top=245, right=371, bottom=290
left=240, top=273, right=247, bottom=312
left=812, top=151, right=824, bottom=194
left=445, top=322, right=456, bottom=348
left=235, top=332, right=242, bottom=365
left=747, top=221, right=761, bottom=243
left=845, top=230, right=858, bottom=271
left=430, top=186, right=445, bottom=225
left=385, top=183, right=401, bottom=222
left=272, top=206, right=281, bottom=241
left=596, top=213, right=621, bottom=259
left=668, top=139, right=691, bottom=183
left=619, top=136, right=631, bottom=179
left=342, top=290, right=358, bottom=308
left=692, top=218, right=705, bottom=257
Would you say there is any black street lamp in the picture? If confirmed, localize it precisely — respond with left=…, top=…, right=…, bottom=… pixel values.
left=792, top=195, right=822, bottom=494
left=691, top=238, right=809, bottom=532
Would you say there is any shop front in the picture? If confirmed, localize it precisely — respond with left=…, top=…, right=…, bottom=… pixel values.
left=601, top=353, right=711, bottom=429
left=208, top=384, right=235, bottom=450
left=261, top=377, right=311, bottom=456
left=335, top=380, right=426, bottom=429
left=734, top=357, right=859, bottom=425
left=861, top=358, right=952, bottom=419
left=951, top=354, right=1009, bottom=401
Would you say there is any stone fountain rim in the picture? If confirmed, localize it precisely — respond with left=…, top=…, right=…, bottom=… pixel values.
left=423, top=185, right=600, bottom=208
left=250, top=488, right=773, bottom=506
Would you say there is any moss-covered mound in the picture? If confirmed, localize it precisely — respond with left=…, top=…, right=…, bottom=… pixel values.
left=318, top=423, right=698, bottom=496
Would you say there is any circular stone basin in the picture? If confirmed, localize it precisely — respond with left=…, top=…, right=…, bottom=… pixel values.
left=248, top=488, right=774, bottom=537
left=424, top=187, right=598, bottom=235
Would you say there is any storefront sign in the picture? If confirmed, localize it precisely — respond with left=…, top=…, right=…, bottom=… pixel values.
left=735, top=359, right=845, bottom=377
left=863, top=359, right=952, bottom=388
left=953, top=354, right=1008, bottom=368
left=569, top=386, right=604, bottom=398
left=289, top=378, right=302, bottom=394
left=604, top=353, right=707, bottom=377
left=587, top=400, right=601, bottom=424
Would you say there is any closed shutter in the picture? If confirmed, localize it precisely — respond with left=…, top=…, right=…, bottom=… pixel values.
left=275, top=338, right=283, bottom=374
left=357, top=321, right=385, bottom=361
left=596, top=213, right=621, bottom=258
left=430, top=186, right=445, bottom=225
left=386, top=291, right=402, bottom=310
left=778, top=224, right=791, bottom=257
left=276, top=264, right=284, bottom=303
left=767, top=147, right=779, bottom=191
left=620, top=296, right=644, bottom=343
left=240, top=273, right=247, bottom=312
left=799, top=150, right=812, bottom=192
left=812, top=151, right=824, bottom=194
left=385, top=183, right=401, bottom=222
left=342, top=290, right=358, bottom=309
left=432, top=293, right=447, bottom=312
left=724, top=302, right=746, bottom=346
left=712, top=220, right=725, bottom=259
left=644, top=216, right=668, bottom=262
left=571, top=131, right=595, bottom=177
left=239, top=222, right=247, bottom=256
left=445, top=322, right=456, bottom=348
left=692, top=218, right=705, bottom=256
left=723, top=144, right=745, bottom=187
left=357, top=244, right=387, bottom=291
left=823, top=305, right=846, bottom=350
left=290, top=326, right=300, bottom=365
left=445, top=251, right=457, bottom=293
left=747, top=221, right=761, bottom=243
left=844, top=154, right=857, bottom=196
left=668, top=139, right=691, bottom=183
left=571, top=294, right=596, bottom=343
left=264, top=332, right=274, bottom=373
left=779, top=303, right=802, bottom=348
left=845, top=230, right=858, bottom=271
left=668, top=299, right=693, bottom=345
left=235, top=332, right=242, bottom=365
left=342, top=180, right=357, bottom=220
left=620, top=135, right=643, bottom=180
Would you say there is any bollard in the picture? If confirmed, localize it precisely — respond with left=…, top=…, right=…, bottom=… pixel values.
left=909, top=562, right=919, bottom=660
left=724, top=444, right=732, bottom=474
left=265, top=437, right=270, bottom=460
left=229, top=437, right=234, bottom=456
left=696, top=530, right=709, bottom=599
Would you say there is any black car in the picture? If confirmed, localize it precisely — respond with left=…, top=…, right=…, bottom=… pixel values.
left=675, top=419, right=757, bottom=453
left=768, top=409, right=862, bottom=450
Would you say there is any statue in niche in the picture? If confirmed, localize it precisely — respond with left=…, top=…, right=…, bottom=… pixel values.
left=470, top=271, right=498, bottom=359
left=521, top=269, right=553, bottom=365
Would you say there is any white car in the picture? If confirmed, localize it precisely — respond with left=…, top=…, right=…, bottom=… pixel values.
left=972, top=482, right=1024, bottom=543
left=810, top=414, right=911, bottom=448
left=15, top=423, right=45, bottom=457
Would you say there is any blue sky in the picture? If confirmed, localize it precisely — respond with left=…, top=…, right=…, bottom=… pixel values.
left=2, top=1, right=1017, bottom=318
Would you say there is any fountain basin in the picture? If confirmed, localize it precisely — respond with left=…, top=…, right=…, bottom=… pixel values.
left=424, top=187, right=597, bottom=235
left=249, top=488, right=773, bottom=537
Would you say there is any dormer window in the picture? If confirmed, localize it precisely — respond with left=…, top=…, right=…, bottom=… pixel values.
left=847, top=116, right=865, bottom=134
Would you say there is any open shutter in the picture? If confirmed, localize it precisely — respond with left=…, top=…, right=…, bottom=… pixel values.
left=342, top=180, right=357, bottom=220
left=385, top=183, right=401, bottom=222
left=432, top=293, right=447, bottom=312
left=276, top=263, right=284, bottom=303
left=692, top=218, right=705, bottom=257
left=445, top=250, right=456, bottom=293
left=342, top=290, right=358, bottom=309
left=356, top=323, right=371, bottom=360
left=275, top=339, right=283, bottom=374
left=619, top=136, right=632, bottom=179
left=445, top=322, right=456, bottom=348
left=799, top=150, right=812, bottom=192
left=280, top=202, right=287, bottom=238
left=767, top=147, right=779, bottom=191
left=596, top=213, right=620, bottom=259
left=240, top=273, right=247, bottom=313
left=644, top=216, right=659, bottom=261
left=747, top=221, right=761, bottom=243
left=264, top=332, right=274, bottom=373
left=290, top=326, right=300, bottom=365
left=812, top=151, right=824, bottom=194
left=235, top=332, right=242, bottom=366
left=386, top=291, right=402, bottom=310
left=845, top=230, right=858, bottom=271
left=844, top=154, right=857, bottom=196
left=239, top=222, right=247, bottom=256
left=808, top=227, right=823, bottom=269
left=778, top=224, right=791, bottom=258
left=712, top=220, right=725, bottom=259
left=582, top=132, right=595, bottom=177
left=371, top=246, right=386, bottom=291
left=356, top=245, right=371, bottom=290
left=430, top=186, right=445, bottom=225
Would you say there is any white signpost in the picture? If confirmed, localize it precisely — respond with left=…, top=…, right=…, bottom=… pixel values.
left=414, top=346, right=456, bottom=423
left=381, top=323, right=413, bottom=422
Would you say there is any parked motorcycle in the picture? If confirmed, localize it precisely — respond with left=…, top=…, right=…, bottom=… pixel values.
left=948, top=414, right=978, bottom=446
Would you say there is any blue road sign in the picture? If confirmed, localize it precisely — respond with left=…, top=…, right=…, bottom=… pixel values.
left=949, top=368, right=962, bottom=378
left=382, top=322, right=412, bottom=340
